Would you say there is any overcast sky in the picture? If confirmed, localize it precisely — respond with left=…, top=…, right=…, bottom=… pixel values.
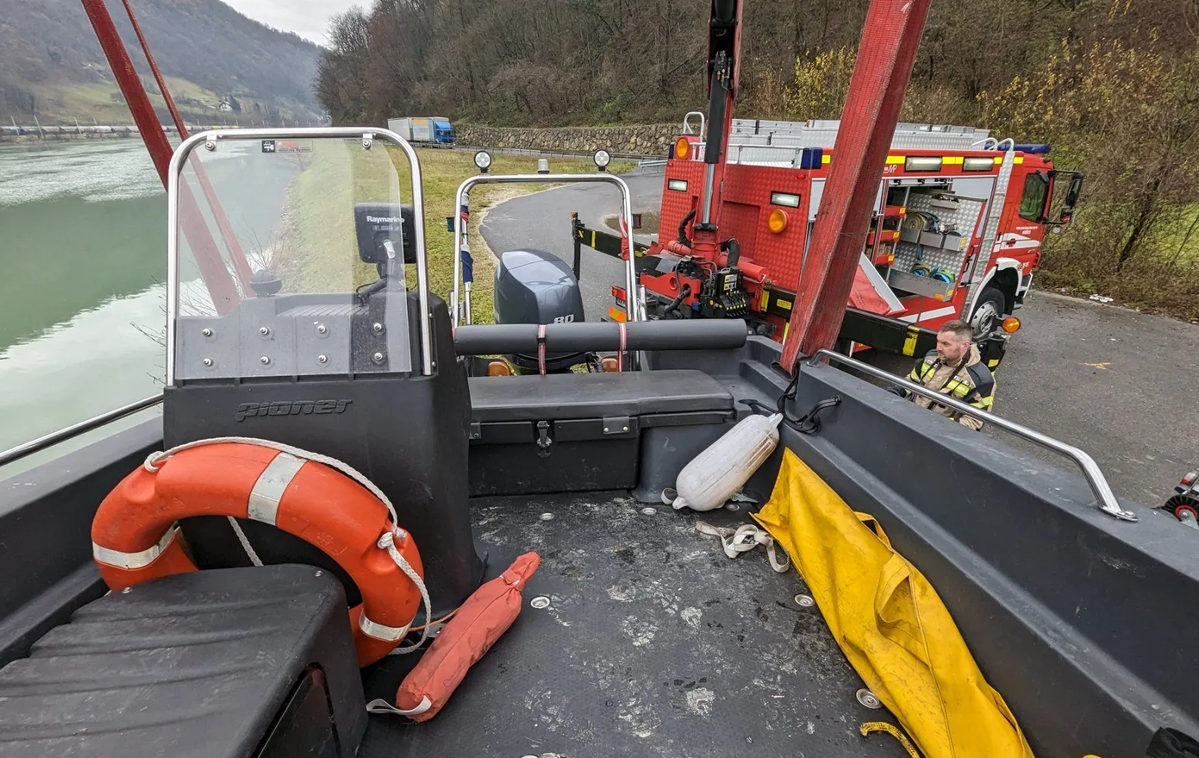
left=222, top=0, right=362, bottom=46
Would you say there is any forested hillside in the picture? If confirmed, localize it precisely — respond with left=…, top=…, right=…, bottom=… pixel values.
left=320, top=0, right=1199, bottom=317
left=0, top=0, right=322, bottom=124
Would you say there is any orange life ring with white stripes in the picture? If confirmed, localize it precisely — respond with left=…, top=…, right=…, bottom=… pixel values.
left=90, top=440, right=426, bottom=666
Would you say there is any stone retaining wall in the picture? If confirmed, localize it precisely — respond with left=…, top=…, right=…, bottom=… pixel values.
left=455, top=123, right=677, bottom=158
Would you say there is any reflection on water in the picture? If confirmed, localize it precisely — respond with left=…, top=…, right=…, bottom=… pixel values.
left=0, top=140, right=166, bottom=457
left=0, top=136, right=387, bottom=466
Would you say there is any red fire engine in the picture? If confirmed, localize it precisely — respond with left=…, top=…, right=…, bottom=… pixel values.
left=578, top=118, right=1082, bottom=368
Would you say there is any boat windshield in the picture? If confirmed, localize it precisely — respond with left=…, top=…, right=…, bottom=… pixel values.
left=170, top=133, right=419, bottom=381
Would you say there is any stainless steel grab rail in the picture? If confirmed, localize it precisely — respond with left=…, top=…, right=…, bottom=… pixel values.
left=451, top=173, right=642, bottom=328
left=0, top=394, right=164, bottom=468
left=168, top=128, right=434, bottom=379
left=808, top=349, right=1139, bottom=522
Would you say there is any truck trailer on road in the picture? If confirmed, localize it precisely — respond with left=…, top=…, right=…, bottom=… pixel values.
left=388, top=116, right=455, bottom=145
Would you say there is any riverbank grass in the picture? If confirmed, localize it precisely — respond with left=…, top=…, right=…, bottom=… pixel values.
left=278, top=146, right=631, bottom=325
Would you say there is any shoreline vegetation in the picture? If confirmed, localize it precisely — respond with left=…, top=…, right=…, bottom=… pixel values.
left=320, top=1, right=1199, bottom=321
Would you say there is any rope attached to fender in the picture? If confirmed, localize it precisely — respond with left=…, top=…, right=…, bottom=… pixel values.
left=695, top=521, right=790, bottom=573
left=144, top=436, right=434, bottom=653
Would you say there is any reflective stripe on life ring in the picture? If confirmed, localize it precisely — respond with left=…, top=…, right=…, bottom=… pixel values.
left=91, top=441, right=424, bottom=666
left=359, top=613, right=412, bottom=642
left=92, top=526, right=180, bottom=570
left=247, top=451, right=305, bottom=525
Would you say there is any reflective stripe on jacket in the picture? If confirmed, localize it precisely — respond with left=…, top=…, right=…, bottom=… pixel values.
left=906, top=344, right=995, bottom=431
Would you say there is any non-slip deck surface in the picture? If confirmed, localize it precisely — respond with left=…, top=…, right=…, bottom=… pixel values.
left=362, top=492, right=904, bottom=757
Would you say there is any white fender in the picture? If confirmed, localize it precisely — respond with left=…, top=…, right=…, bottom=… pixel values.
left=672, top=414, right=782, bottom=512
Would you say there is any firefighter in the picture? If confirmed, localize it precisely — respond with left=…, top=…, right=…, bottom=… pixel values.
left=904, top=320, right=995, bottom=431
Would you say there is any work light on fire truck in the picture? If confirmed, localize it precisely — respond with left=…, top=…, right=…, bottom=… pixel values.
left=593, top=149, right=611, bottom=171
left=767, top=209, right=788, bottom=234
left=963, top=157, right=996, bottom=172
left=905, top=156, right=943, bottom=172
left=473, top=150, right=492, bottom=173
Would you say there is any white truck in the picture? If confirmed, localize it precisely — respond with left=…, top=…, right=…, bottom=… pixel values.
left=387, top=117, right=454, bottom=145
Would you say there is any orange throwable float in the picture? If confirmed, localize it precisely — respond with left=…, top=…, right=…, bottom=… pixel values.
left=90, top=438, right=428, bottom=666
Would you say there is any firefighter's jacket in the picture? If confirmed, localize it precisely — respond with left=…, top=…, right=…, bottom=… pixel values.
left=906, top=344, right=995, bottom=431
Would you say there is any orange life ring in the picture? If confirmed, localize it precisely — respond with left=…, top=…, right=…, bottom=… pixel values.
left=90, top=441, right=425, bottom=666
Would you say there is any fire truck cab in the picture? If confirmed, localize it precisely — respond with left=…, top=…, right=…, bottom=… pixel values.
left=585, top=118, right=1082, bottom=368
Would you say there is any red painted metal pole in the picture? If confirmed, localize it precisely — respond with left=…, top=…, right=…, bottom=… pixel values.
left=119, top=0, right=187, bottom=137
left=80, top=0, right=241, bottom=313
left=119, top=0, right=254, bottom=286
left=780, top=0, right=932, bottom=371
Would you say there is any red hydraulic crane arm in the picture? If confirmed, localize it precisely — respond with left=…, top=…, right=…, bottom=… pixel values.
left=690, top=0, right=743, bottom=261
left=118, top=0, right=255, bottom=288
left=780, top=0, right=932, bottom=372
left=80, top=0, right=242, bottom=314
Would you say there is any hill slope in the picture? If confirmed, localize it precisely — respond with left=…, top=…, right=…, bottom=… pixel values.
left=0, top=0, right=322, bottom=124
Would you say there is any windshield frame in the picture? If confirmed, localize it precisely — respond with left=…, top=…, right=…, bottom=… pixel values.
left=165, top=127, right=432, bottom=384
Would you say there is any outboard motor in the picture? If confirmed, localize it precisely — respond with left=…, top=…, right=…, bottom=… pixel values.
left=494, top=249, right=590, bottom=373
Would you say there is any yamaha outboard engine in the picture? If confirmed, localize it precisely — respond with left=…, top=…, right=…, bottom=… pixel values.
left=494, top=249, right=589, bottom=372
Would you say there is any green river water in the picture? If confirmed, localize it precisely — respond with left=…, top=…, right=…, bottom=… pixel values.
left=0, top=140, right=166, bottom=466
left=0, top=138, right=301, bottom=474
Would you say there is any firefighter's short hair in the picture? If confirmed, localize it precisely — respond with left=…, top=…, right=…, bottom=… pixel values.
left=938, top=320, right=973, bottom=342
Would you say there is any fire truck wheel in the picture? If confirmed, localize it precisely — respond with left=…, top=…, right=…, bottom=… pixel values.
left=970, top=288, right=1007, bottom=339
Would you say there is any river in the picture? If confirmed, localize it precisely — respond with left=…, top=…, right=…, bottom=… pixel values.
left=0, top=140, right=166, bottom=470
left=0, top=138, right=300, bottom=476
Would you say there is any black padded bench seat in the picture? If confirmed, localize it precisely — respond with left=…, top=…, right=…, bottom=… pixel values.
left=0, top=566, right=366, bottom=758
left=468, top=369, right=733, bottom=422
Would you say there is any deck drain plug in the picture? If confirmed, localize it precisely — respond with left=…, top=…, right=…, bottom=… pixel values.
left=856, top=688, right=882, bottom=709
left=540, top=513, right=554, bottom=521
left=530, top=596, right=551, bottom=610
left=794, top=594, right=814, bottom=607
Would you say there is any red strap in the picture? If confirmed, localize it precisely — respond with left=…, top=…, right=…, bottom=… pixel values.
left=616, top=322, right=627, bottom=372
left=537, top=324, right=547, bottom=376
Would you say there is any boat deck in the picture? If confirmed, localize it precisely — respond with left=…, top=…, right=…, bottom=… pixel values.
left=360, top=492, right=905, bottom=757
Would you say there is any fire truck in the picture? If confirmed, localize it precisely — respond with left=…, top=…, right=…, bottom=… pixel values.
left=577, top=117, right=1083, bottom=367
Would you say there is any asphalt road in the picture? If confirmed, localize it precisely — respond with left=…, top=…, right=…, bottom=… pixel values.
left=482, top=169, right=1199, bottom=507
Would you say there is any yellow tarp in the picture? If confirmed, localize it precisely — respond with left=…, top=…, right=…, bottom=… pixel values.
left=752, top=449, right=1034, bottom=758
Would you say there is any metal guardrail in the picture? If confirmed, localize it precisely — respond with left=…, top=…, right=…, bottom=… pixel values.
left=451, top=172, right=642, bottom=328
left=0, top=394, right=164, bottom=468
left=808, top=349, right=1139, bottom=522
